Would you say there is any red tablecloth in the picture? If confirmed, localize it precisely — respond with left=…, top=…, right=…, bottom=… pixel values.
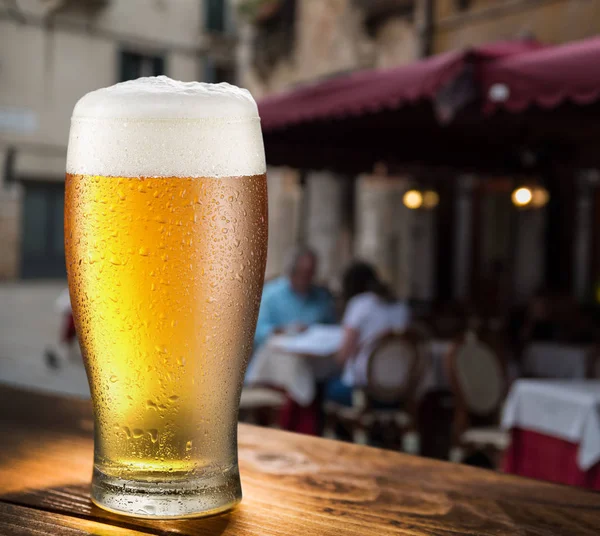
left=503, top=428, right=600, bottom=490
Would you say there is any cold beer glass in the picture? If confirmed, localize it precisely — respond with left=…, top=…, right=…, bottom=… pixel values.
left=64, top=77, right=268, bottom=518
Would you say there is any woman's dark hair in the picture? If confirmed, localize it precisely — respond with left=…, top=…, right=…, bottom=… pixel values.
left=342, top=262, right=395, bottom=303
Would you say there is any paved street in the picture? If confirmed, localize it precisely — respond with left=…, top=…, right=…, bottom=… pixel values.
left=0, top=281, right=89, bottom=398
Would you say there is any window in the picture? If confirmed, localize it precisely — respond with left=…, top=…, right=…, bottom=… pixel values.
left=120, top=51, right=165, bottom=82
left=20, top=183, right=66, bottom=279
left=205, top=0, right=226, bottom=33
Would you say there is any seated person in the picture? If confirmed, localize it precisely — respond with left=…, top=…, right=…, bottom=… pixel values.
left=326, top=262, right=410, bottom=406
left=253, top=247, right=336, bottom=350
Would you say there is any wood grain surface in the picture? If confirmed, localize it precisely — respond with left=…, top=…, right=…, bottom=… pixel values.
left=0, top=384, right=599, bottom=535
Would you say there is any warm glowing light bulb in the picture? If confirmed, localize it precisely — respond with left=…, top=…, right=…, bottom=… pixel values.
left=531, top=186, right=549, bottom=208
left=512, top=187, right=532, bottom=207
left=422, top=190, right=439, bottom=209
left=403, top=189, right=423, bottom=209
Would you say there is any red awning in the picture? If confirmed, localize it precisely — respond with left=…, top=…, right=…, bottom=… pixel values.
left=258, top=40, right=540, bottom=132
left=482, top=37, right=600, bottom=114
left=254, top=40, right=600, bottom=173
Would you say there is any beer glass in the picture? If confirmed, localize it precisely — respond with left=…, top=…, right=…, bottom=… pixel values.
left=64, top=77, right=267, bottom=518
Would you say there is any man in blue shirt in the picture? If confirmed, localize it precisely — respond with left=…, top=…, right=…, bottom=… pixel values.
left=254, top=247, right=336, bottom=349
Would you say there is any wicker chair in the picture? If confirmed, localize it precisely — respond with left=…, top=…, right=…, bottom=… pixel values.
left=239, top=387, right=286, bottom=427
left=446, top=331, right=509, bottom=465
left=323, top=331, right=426, bottom=451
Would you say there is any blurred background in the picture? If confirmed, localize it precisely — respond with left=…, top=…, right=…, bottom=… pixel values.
left=2, top=0, right=600, bottom=476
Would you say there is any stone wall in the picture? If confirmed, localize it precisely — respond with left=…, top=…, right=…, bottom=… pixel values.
left=374, top=16, right=418, bottom=68
left=0, top=0, right=233, bottom=279
left=434, top=0, right=600, bottom=52
left=240, top=0, right=419, bottom=98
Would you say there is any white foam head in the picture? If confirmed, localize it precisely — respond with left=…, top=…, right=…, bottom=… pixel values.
left=67, top=76, right=266, bottom=178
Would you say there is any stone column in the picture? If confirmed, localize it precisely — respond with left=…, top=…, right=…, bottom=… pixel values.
left=354, top=175, right=410, bottom=299
left=513, top=208, right=547, bottom=304
left=573, top=171, right=597, bottom=300
left=305, top=171, right=351, bottom=286
left=453, top=175, right=475, bottom=301
left=264, top=167, right=302, bottom=280
left=408, top=208, right=436, bottom=302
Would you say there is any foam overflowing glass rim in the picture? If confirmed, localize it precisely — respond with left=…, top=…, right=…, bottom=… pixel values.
left=67, top=76, right=266, bottom=179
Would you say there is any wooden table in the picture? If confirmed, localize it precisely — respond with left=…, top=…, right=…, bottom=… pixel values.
left=1, top=386, right=600, bottom=535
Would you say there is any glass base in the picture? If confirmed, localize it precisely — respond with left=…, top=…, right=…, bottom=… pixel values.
left=90, top=465, right=242, bottom=519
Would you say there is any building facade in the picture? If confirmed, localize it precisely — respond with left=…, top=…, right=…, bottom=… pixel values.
left=238, top=0, right=600, bottom=304
left=0, top=0, right=237, bottom=279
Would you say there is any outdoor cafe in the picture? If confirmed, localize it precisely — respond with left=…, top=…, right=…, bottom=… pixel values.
left=3, top=35, right=600, bottom=536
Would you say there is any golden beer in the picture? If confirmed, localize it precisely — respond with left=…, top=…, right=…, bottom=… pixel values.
left=65, top=77, right=267, bottom=518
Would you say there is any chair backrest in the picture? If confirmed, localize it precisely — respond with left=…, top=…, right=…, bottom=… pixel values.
left=366, top=332, right=425, bottom=404
left=448, top=331, right=505, bottom=417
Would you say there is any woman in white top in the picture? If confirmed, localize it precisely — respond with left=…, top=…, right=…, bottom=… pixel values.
left=325, top=262, right=411, bottom=406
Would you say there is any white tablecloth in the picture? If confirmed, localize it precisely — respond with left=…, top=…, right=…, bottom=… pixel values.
left=272, top=325, right=344, bottom=356
left=246, top=334, right=453, bottom=407
left=246, top=335, right=340, bottom=406
left=502, top=380, right=600, bottom=470
left=523, top=343, right=592, bottom=379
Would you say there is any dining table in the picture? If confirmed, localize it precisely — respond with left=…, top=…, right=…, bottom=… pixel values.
left=247, top=328, right=453, bottom=407
left=246, top=328, right=342, bottom=407
left=1, top=384, right=600, bottom=535
left=502, top=379, right=600, bottom=490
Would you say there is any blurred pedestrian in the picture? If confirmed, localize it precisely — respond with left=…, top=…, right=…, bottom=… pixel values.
left=45, top=288, right=78, bottom=369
